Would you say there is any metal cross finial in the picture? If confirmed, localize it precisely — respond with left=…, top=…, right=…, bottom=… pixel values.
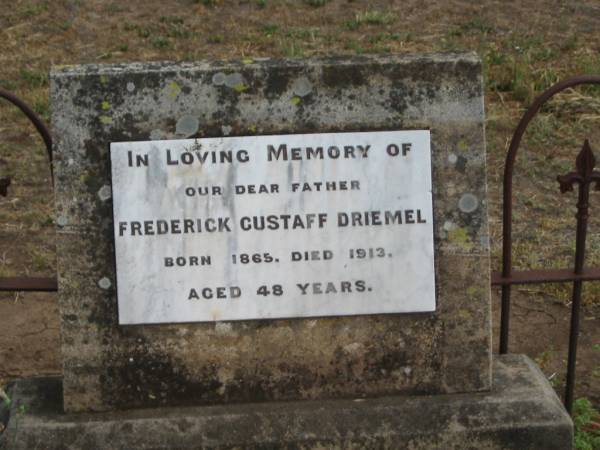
left=557, top=140, right=600, bottom=194
left=556, top=139, right=599, bottom=414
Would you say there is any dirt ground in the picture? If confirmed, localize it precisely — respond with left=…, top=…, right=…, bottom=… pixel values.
left=1, top=0, right=599, bottom=411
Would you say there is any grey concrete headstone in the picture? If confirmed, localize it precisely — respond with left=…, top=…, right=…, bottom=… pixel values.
left=51, top=53, right=491, bottom=413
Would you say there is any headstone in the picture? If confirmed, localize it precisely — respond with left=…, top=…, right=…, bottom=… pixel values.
left=1, top=54, right=572, bottom=450
left=50, top=54, right=491, bottom=412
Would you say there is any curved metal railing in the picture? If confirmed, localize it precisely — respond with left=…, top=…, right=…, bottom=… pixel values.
left=492, top=75, right=600, bottom=414
left=0, top=88, right=57, bottom=292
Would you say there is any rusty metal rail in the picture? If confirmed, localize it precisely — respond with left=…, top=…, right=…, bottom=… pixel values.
left=493, top=75, right=600, bottom=414
left=0, top=276, right=57, bottom=291
left=0, top=88, right=57, bottom=293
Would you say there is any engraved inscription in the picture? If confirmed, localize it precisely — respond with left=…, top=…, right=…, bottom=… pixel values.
left=110, top=131, right=435, bottom=324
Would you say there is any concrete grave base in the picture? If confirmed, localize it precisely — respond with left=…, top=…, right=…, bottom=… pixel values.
left=1, top=355, right=572, bottom=450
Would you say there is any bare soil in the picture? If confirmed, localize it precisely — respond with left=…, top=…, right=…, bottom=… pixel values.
left=1, top=0, right=599, bottom=409
left=492, top=292, right=600, bottom=405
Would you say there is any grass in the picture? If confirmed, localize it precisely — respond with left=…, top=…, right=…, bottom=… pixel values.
left=451, top=18, right=494, bottom=36
left=151, top=36, right=171, bottom=49
left=18, top=1, right=48, bottom=19
left=19, top=69, right=47, bottom=89
left=261, top=24, right=279, bottom=37
left=574, top=398, right=600, bottom=450
left=345, top=10, right=395, bottom=30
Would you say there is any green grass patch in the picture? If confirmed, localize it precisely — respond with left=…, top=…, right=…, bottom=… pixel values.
left=285, top=27, right=320, bottom=40
left=574, top=398, right=600, bottom=450
left=261, top=24, right=279, bottom=37
left=280, top=40, right=305, bottom=58
left=449, top=18, right=494, bottom=37
left=18, top=1, right=48, bottom=19
left=151, top=36, right=171, bottom=49
left=19, top=68, right=48, bottom=89
left=345, top=10, right=395, bottom=30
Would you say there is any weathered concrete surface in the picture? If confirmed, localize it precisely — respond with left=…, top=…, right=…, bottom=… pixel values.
left=50, top=53, right=491, bottom=412
left=1, top=355, right=572, bottom=450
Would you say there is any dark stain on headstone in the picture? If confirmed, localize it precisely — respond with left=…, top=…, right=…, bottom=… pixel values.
left=456, top=155, right=468, bottom=173
left=322, top=64, right=366, bottom=88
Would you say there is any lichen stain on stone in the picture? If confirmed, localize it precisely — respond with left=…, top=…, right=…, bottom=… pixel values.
left=99, top=115, right=113, bottom=125
left=343, top=342, right=363, bottom=354
left=224, top=73, right=245, bottom=89
left=98, top=277, right=111, bottom=290
left=167, top=81, right=181, bottom=98
left=447, top=227, right=473, bottom=251
left=466, top=286, right=479, bottom=297
left=291, top=76, right=313, bottom=97
left=212, top=72, right=226, bottom=86
left=175, top=115, right=199, bottom=137
left=232, top=83, right=248, bottom=93
left=79, top=172, right=91, bottom=184
left=215, top=322, right=234, bottom=336
left=458, top=309, right=472, bottom=320
left=97, top=185, right=111, bottom=201
left=458, top=193, right=479, bottom=213
left=443, top=220, right=455, bottom=231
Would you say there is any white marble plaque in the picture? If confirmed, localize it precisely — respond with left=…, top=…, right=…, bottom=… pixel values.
left=110, top=131, right=435, bottom=324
